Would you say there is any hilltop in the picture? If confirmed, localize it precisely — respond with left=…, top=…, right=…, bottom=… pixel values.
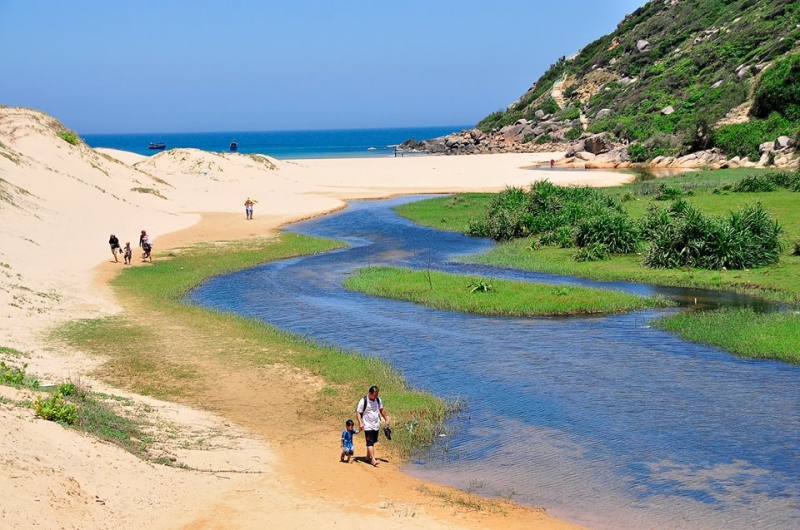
left=411, top=0, right=800, bottom=169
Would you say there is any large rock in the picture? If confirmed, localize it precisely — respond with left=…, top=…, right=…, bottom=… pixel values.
left=636, top=39, right=651, bottom=52
left=661, top=106, right=675, bottom=115
left=585, top=149, right=630, bottom=169
left=775, top=136, right=794, bottom=150
left=583, top=134, right=614, bottom=155
left=595, top=108, right=612, bottom=119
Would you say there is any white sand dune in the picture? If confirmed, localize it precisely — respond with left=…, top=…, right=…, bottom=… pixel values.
left=1, top=106, right=628, bottom=529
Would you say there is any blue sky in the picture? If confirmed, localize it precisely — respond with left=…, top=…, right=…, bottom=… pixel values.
left=1, top=1, right=646, bottom=134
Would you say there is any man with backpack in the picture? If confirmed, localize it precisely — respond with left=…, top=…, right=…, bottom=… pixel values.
left=356, top=386, right=390, bottom=467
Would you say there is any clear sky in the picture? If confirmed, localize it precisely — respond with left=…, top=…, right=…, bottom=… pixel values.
left=1, top=1, right=646, bottom=134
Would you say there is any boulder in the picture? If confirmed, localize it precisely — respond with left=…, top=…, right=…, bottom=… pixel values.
left=535, top=110, right=545, bottom=119
left=775, top=136, right=794, bottom=150
left=583, top=134, right=614, bottom=155
left=636, top=39, right=651, bottom=52
left=711, top=80, right=723, bottom=89
left=575, top=151, right=596, bottom=161
left=759, top=141, right=775, bottom=154
left=585, top=149, right=630, bottom=169
left=596, top=108, right=612, bottom=119
left=661, top=106, right=675, bottom=115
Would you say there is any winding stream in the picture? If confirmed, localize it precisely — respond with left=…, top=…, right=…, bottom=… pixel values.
left=187, top=196, right=799, bottom=530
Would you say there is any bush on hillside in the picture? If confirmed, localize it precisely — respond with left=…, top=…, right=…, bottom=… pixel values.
left=713, top=113, right=795, bottom=161
left=751, top=53, right=800, bottom=121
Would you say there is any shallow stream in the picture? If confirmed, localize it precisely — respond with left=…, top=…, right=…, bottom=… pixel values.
left=187, top=196, right=799, bottom=530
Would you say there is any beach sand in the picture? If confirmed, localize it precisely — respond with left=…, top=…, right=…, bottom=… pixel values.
left=0, top=107, right=633, bottom=529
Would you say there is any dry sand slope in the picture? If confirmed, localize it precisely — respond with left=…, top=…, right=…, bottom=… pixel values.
left=0, top=106, right=630, bottom=529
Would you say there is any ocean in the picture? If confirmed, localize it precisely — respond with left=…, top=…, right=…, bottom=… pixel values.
left=82, top=126, right=469, bottom=159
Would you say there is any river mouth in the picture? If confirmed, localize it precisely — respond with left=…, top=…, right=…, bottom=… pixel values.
left=187, top=195, right=800, bottom=530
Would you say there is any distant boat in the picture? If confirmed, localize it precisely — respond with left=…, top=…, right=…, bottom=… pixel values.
left=367, top=147, right=377, bottom=151
left=230, top=140, right=238, bottom=152
left=148, top=142, right=166, bottom=150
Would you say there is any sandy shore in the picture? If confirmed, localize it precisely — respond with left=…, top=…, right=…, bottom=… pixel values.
left=0, top=107, right=633, bottom=529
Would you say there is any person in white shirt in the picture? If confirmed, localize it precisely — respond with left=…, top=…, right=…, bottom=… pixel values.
left=356, top=386, right=390, bottom=467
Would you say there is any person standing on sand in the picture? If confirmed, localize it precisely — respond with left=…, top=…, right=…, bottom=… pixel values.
left=356, top=386, right=390, bottom=467
left=123, top=242, right=132, bottom=265
left=340, top=419, right=358, bottom=463
left=244, top=197, right=258, bottom=220
left=108, top=234, right=121, bottom=263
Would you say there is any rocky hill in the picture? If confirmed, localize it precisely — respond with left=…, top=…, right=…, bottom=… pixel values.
left=409, top=0, right=800, bottom=168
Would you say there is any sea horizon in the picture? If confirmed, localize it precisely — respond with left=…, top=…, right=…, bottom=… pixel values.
left=82, top=125, right=472, bottom=159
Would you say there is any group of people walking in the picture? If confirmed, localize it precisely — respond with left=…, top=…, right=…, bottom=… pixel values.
left=108, top=230, right=152, bottom=264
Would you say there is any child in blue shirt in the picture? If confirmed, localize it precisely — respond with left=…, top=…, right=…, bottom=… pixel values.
left=341, top=419, right=358, bottom=462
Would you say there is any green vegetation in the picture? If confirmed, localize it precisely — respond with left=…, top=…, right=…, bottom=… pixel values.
left=343, top=266, right=671, bottom=317
left=654, top=308, right=800, bottom=363
left=57, top=130, right=81, bottom=146
left=50, top=233, right=455, bottom=457
left=752, top=52, right=800, bottom=121
left=395, top=169, right=800, bottom=363
left=477, top=0, right=800, bottom=159
left=0, top=360, right=38, bottom=387
left=460, top=179, right=786, bottom=271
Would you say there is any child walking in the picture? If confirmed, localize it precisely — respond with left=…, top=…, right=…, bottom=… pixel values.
left=340, top=419, right=358, bottom=463
left=123, top=242, right=132, bottom=265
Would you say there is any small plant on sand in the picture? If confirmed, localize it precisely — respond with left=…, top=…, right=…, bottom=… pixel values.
left=57, top=131, right=80, bottom=146
left=34, top=393, right=78, bottom=424
left=0, top=361, right=38, bottom=388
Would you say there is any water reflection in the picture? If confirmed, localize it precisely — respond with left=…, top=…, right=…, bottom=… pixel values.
left=187, top=196, right=799, bottom=530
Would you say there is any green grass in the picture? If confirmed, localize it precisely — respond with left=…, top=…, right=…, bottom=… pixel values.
left=394, top=170, right=800, bottom=362
left=50, top=232, right=454, bottom=457
left=395, top=193, right=496, bottom=234
left=344, top=266, right=672, bottom=316
left=655, top=308, right=800, bottom=363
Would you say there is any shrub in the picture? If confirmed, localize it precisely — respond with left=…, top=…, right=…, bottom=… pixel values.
left=538, top=226, right=575, bottom=248
left=627, top=143, right=649, bottom=163
left=34, top=394, right=78, bottom=425
left=643, top=201, right=783, bottom=270
left=536, top=134, right=553, bottom=145
left=57, top=131, right=80, bottom=146
left=575, top=211, right=641, bottom=253
left=654, top=184, right=686, bottom=201
left=471, top=181, right=624, bottom=243
left=575, top=243, right=610, bottom=262
left=733, top=174, right=777, bottom=192
left=793, top=239, right=800, bottom=256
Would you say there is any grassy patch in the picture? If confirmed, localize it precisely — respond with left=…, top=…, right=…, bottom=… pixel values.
left=394, top=170, right=800, bottom=362
left=50, top=232, right=454, bottom=457
left=654, top=308, right=800, bottom=363
left=131, top=187, right=166, bottom=199
left=344, top=266, right=672, bottom=316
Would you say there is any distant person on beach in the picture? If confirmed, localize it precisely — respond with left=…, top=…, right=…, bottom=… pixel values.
left=108, top=234, right=120, bottom=263
left=123, top=242, right=132, bottom=265
left=356, top=386, right=390, bottom=467
left=140, top=230, right=152, bottom=261
left=244, top=197, right=258, bottom=220
left=340, top=419, right=358, bottom=463
left=550, top=159, right=555, bottom=168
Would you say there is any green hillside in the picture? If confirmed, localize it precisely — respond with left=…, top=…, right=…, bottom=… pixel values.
left=478, top=0, right=800, bottom=161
